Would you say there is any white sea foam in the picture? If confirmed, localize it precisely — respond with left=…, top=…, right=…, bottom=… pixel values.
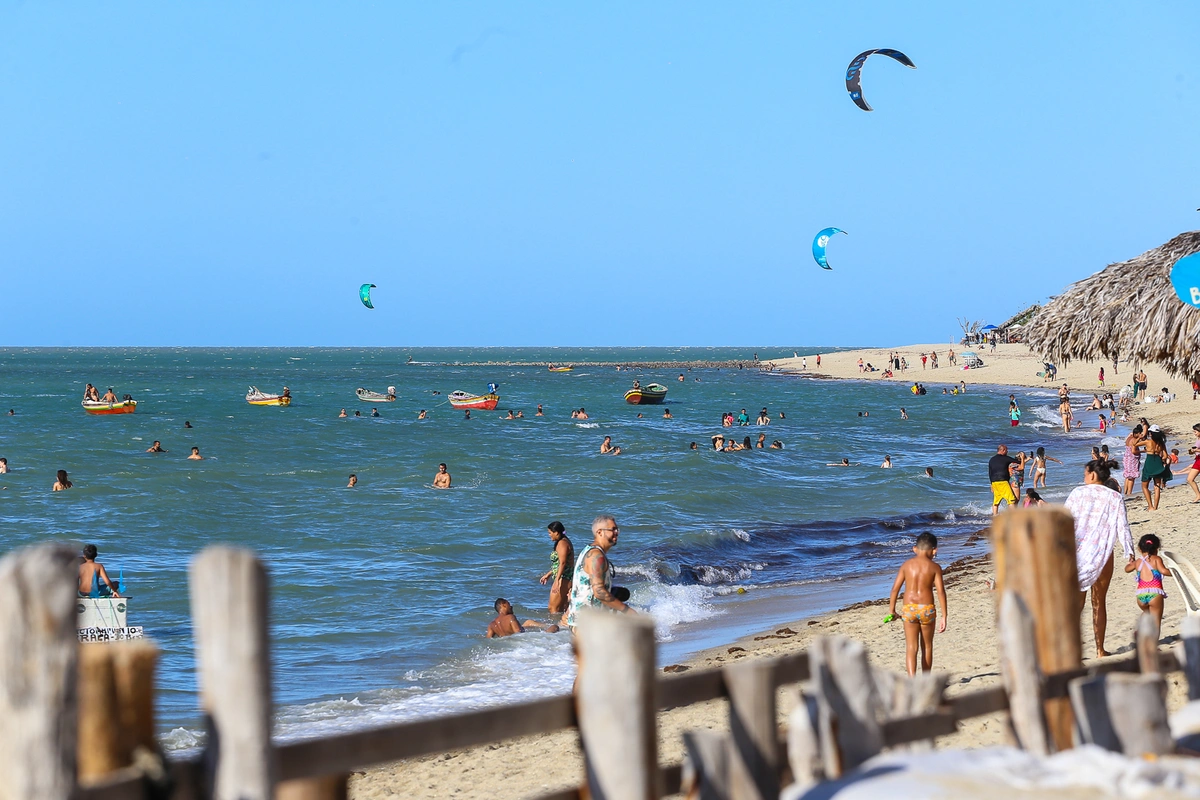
left=575, top=422, right=599, bottom=428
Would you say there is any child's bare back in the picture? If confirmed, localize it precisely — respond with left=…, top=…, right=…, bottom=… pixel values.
left=887, top=533, right=948, bottom=675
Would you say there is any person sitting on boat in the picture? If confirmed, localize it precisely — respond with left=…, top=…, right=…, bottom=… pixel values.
left=146, top=441, right=167, bottom=453
left=79, top=544, right=120, bottom=598
left=632, top=380, right=641, bottom=390
left=387, top=386, right=397, bottom=400
left=486, top=598, right=559, bottom=638
left=83, top=383, right=99, bottom=402
left=101, top=387, right=118, bottom=403
left=282, top=387, right=291, bottom=399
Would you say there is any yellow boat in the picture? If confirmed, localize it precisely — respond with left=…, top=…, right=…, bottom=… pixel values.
left=246, top=386, right=292, bottom=406
left=548, top=365, right=574, bottom=372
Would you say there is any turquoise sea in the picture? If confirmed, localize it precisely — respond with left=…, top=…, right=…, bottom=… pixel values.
left=0, top=348, right=1110, bottom=749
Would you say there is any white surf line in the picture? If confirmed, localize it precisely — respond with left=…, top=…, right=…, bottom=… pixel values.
left=1161, top=550, right=1200, bottom=615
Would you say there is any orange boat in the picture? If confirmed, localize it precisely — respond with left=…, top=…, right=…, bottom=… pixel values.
left=448, top=391, right=499, bottom=411
left=82, top=399, right=137, bottom=415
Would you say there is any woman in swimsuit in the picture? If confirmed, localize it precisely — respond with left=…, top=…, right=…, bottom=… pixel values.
left=1032, top=447, right=1061, bottom=488
left=1140, top=429, right=1172, bottom=510
left=1125, top=533, right=1170, bottom=639
left=539, top=521, right=575, bottom=614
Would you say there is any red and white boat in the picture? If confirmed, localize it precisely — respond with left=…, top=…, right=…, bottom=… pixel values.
left=448, top=391, right=500, bottom=411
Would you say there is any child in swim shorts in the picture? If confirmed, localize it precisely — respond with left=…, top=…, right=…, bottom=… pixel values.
left=887, top=532, right=948, bottom=676
left=1125, top=533, right=1171, bottom=639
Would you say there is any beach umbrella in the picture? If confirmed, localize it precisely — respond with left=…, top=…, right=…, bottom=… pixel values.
left=1024, top=230, right=1200, bottom=380
left=981, top=324, right=999, bottom=331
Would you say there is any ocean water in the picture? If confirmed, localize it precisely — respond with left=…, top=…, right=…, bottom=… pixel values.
left=0, top=348, right=1108, bottom=749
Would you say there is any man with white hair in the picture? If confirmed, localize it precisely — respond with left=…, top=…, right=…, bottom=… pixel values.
left=565, top=515, right=634, bottom=630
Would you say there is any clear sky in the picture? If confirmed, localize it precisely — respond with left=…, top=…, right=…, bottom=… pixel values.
left=2, top=2, right=1198, bottom=347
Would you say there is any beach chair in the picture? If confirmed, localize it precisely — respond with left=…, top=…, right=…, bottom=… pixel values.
left=1162, top=550, right=1200, bottom=615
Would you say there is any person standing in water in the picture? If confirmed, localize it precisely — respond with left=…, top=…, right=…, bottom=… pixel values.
left=565, top=515, right=633, bottom=630
left=433, top=463, right=451, bottom=488
left=539, top=521, right=574, bottom=613
left=53, top=469, right=73, bottom=491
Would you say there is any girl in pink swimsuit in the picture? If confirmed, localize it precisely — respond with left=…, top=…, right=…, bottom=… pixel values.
left=1125, top=533, right=1171, bottom=638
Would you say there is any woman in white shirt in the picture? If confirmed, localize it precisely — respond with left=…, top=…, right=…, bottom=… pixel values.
left=1065, top=459, right=1134, bottom=658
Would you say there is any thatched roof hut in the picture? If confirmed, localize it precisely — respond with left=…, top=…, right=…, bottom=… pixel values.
left=1024, top=231, right=1200, bottom=380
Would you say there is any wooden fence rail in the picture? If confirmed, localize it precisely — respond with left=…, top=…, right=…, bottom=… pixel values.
left=6, top=509, right=1199, bottom=800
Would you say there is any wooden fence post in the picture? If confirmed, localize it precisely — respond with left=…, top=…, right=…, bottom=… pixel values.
left=992, top=507, right=1082, bottom=751
left=574, top=609, right=658, bottom=800
left=1137, top=612, right=1161, bottom=675
left=809, top=636, right=883, bottom=778
left=1069, top=673, right=1172, bottom=757
left=78, top=645, right=122, bottom=782
left=0, top=544, right=79, bottom=800
left=77, top=640, right=161, bottom=786
left=191, top=547, right=275, bottom=800
left=784, top=693, right=822, bottom=792
left=1182, top=615, right=1200, bottom=700
left=724, top=659, right=780, bottom=800
left=681, top=730, right=732, bottom=800
left=997, top=590, right=1051, bottom=754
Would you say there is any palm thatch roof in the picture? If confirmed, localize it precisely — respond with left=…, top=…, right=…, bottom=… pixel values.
left=1024, top=231, right=1200, bottom=380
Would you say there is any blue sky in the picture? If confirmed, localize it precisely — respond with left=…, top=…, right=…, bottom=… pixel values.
left=1, top=2, right=1198, bottom=347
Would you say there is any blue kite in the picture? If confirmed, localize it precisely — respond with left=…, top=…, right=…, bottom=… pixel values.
left=845, top=49, right=916, bottom=111
left=812, top=228, right=846, bottom=270
left=360, top=283, right=376, bottom=309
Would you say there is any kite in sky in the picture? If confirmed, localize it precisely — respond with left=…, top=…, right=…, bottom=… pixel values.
left=812, top=228, right=846, bottom=270
left=845, top=49, right=916, bottom=111
left=360, top=283, right=376, bottom=309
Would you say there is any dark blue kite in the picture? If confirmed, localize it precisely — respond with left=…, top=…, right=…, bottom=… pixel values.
left=845, top=49, right=916, bottom=112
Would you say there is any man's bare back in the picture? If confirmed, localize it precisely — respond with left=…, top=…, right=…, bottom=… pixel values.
left=486, top=611, right=524, bottom=638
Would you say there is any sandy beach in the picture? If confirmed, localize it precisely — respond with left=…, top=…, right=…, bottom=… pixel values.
left=350, top=343, right=1200, bottom=799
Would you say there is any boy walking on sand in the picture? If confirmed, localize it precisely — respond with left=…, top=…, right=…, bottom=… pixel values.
left=887, top=532, right=948, bottom=676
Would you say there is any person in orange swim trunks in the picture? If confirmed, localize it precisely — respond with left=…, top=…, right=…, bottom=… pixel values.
left=887, top=532, right=948, bottom=676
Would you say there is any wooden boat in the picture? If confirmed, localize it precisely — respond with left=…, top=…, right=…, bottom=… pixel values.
left=246, top=387, right=292, bottom=407
left=356, top=387, right=397, bottom=402
left=82, top=399, right=137, bottom=415
left=448, top=391, right=500, bottom=411
left=548, top=365, right=574, bottom=372
left=624, top=383, right=668, bottom=405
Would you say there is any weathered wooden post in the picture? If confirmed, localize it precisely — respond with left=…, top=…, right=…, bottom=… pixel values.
left=1136, top=612, right=1161, bottom=675
left=191, top=547, right=276, bottom=800
left=77, top=645, right=122, bottom=781
left=0, top=544, right=79, bottom=800
left=574, top=609, right=658, bottom=800
left=77, top=640, right=161, bottom=785
left=1181, top=615, right=1200, bottom=700
left=809, top=636, right=883, bottom=778
left=992, top=508, right=1082, bottom=751
left=724, top=659, right=781, bottom=800
left=997, top=590, right=1051, bottom=754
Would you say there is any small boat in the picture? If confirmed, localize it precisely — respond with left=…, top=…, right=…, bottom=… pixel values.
left=624, top=383, right=668, bottom=405
left=82, top=399, right=137, bottom=415
left=548, top=365, right=574, bottom=372
left=247, top=386, right=292, bottom=406
left=448, top=391, right=500, bottom=410
left=357, top=387, right=397, bottom=402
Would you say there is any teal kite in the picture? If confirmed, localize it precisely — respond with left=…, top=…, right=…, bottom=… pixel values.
left=360, top=283, right=376, bottom=309
left=812, top=228, right=846, bottom=270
